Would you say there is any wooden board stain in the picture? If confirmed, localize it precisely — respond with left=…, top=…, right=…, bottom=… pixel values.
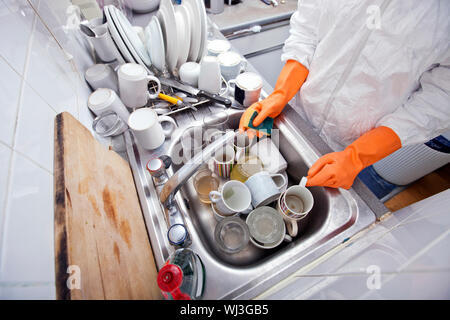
left=102, top=187, right=119, bottom=228
left=113, top=242, right=120, bottom=263
left=88, top=194, right=101, bottom=217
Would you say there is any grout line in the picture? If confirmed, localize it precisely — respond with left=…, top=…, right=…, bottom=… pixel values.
left=0, top=2, right=38, bottom=273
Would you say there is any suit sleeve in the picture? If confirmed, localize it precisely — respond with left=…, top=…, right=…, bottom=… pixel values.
left=378, top=51, right=450, bottom=146
left=281, top=0, right=323, bottom=69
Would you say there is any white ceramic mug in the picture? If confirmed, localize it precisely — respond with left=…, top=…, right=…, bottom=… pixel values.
left=233, top=131, right=255, bottom=162
left=277, top=177, right=314, bottom=233
left=209, top=180, right=252, bottom=215
left=198, top=56, right=228, bottom=95
left=88, top=88, right=130, bottom=123
left=83, top=19, right=118, bottom=63
left=245, top=171, right=287, bottom=208
left=118, top=63, right=161, bottom=108
left=128, top=108, right=177, bottom=150
left=179, top=62, right=201, bottom=87
left=228, top=72, right=263, bottom=107
left=207, top=39, right=231, bottom=56
left=85, top=64, right=119, bottom=92
left=218, top=51, right=246, bottom=81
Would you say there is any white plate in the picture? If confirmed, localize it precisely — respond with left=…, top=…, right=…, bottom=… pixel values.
left=104, top=6, right=135, bottom=64
left=110, top=7, right=151, bottom=74
left=183, top=1, right=200, bottom=62
left=175, top=5, right=191, bottom=68
left=111, top=6, right=152, bottom=67
left=158, top=0, right=178, bottom=74
left=191, top=0, right=207, bottom=62
left=145, top=16, right=166, bottom=73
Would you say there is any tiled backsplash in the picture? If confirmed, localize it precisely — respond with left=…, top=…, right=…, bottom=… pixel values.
left=0, top=0, right=98, bottom=299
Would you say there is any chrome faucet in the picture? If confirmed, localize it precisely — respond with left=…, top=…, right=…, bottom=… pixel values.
left=160, top=130, right=236, bottom=246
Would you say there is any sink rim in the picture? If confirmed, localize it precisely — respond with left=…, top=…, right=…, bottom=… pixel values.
left=125, top=104, right=377, bottom=300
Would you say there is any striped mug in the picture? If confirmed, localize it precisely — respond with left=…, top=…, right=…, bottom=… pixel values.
left=212, top=144, right=235, bottom=178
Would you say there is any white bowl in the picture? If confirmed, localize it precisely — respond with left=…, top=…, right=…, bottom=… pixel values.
left=126, top=0, right=160, bottom=13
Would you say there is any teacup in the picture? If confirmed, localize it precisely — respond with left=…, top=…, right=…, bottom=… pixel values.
left=245, top=171, right=287, bottom=208
left=211, top=144, right=235, bottom=178
left=276, top=177, right=314, bottom=237
left=218, top=51, right=246, bottom=81
left=209, top=180, right=252, bottom=215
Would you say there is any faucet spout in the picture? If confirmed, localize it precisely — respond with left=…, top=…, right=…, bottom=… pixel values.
left=160, top=130, right=236, bottom=206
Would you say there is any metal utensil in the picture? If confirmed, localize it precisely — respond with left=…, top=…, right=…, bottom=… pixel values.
left=159, top=78, right=232, bottom=107
left=164, top=100, right=209, bottom=116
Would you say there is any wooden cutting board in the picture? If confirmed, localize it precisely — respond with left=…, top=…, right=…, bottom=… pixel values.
left=54, top=112, right=162, bottom=300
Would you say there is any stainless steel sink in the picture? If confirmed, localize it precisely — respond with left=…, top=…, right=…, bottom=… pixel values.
left=125, top=101, right=376, bottom=299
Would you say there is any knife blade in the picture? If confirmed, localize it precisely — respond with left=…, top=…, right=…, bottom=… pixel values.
left=159, top=78, right=232, bottom=107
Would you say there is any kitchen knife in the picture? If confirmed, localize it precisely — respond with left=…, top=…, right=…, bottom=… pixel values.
left=159, top=78, right=232, bottom=107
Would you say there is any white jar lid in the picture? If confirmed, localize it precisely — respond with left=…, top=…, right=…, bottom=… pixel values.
left=88, top=88, right=115, bottom=114
left=118, top=63, right=147, bottom=81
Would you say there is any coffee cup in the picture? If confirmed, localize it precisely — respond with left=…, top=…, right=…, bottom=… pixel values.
left=245, top=171, right=287, bottom=208
left=233, top=131, right=255, bottom=162
left=85, top=64, right=118, bottom=92
left=209, top=180, right=252, bottom=215
left=88, top=88, right=130, bottom=123
left=83, top=19, right=119, bottom=63
left=211, top=144, right=235, bottom=178
left=246, top=206, right=292, bottom=250
left=179, top=62, right=201, bottom=87
left=118, top=63, right=161, bottom=108
left=228, top=72, right=263, bottom=107
left=207, top=39, right=231, bottom=56
left=128, top=108, right=177, bottom=150
left=218, top=51, right=246, bottom=81
left=198, top=56, right=228, bottom=95
left=276, top=177, right=314, bottom=237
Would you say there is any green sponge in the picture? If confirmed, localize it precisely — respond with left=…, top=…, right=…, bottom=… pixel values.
left=247, top=111, right=274, bottom=136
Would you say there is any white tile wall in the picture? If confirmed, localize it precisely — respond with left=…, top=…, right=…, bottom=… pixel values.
left=0, top=0, right=96, bottom=299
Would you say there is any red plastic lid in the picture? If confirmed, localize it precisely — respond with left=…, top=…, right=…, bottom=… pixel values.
left=157, top=264, right=183, bottom=292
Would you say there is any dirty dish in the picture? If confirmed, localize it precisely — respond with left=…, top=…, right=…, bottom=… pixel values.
left=277, top=177, right=313, bottom=219
left=84, top=63, right=118, bottom=92
left=104, top=5, right=134, bottom=63
left=184, top=0, right=201, bottom=61
left=230, top=155, right=264, bottom=182
left=157, top=0, right=178, bottom=73
left=145, top=16, right=166, bottom=73
left=175, top=4, right=191, bottom=68
left=212, top=144, right=235, bottom=178
left=207, top=39, right=230, bottom=56
left=246, top=206, right=292, bottom=249
left=245, top=171, right=287, bottom=208
left=179, top=62, right=201, bottom=87
left=193, top=168, right=220, bottom=204
left=209, top=180, right=252, bottom=215
left=214, top=217, right=249, bottom=254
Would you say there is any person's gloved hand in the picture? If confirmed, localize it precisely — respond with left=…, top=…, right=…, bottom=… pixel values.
left=239, top=60, right=309, bottom=138
left=306, top=126, right=402, bottom=189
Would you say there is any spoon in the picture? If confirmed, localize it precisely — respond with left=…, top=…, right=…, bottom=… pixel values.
left=80, top=23, right=97, bottom=38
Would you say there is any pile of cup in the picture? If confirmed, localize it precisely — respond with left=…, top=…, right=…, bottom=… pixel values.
left=190, top=132, right=314, bottom=254
left=178, top=39, right=263, bottom=108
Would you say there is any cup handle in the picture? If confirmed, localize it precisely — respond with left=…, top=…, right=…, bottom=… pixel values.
left=227, top=79, right=236, bottom=95
left=219, top=76, right=229, bottom=96
left=209, top=191, right=221, bottom=203
left=272, top=173, right=287, bottom=190
left=285, top=219, right=298, bottom=238
left=235, top=148, right=244, bottom=162
left=283, top=234, right=293, bottom=243
left=147, top=76, right=161, bottom=99
left=158, top=116, right=177, bottom=137
left=299, top=176, right=308, bottom=188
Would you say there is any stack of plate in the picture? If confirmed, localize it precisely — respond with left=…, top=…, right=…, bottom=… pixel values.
left=104, top=5, right=152, bottom=74
left=104, top=0, right=207, bottom=76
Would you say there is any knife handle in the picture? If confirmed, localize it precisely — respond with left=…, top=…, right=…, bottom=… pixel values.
left=198, top=90, right=232, bottom=107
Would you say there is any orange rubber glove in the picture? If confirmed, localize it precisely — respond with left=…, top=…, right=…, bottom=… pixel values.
left=306, top=126, right=402, bottom=189
left=239, top=60, right=309, bottom=138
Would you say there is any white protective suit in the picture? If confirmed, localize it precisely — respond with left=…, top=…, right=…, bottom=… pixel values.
left=281, top=0, right=450, bottom=151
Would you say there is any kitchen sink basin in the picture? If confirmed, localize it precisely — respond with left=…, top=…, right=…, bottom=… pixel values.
left=125, top=101, right=376, bottom=299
